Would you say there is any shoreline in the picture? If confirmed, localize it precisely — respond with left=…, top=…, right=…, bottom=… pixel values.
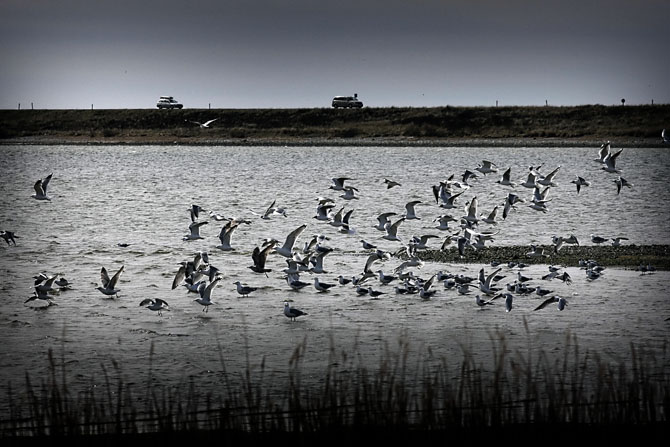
left=1, top=136, right=667, bottom=147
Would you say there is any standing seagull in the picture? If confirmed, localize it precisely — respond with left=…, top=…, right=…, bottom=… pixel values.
left=284, top=301, right=307, bottom=321
left=32, top=173, right=53, bottom=201
left=97, top=265, right=124, bottom=298
left=233, top=281, right=257, bottom=297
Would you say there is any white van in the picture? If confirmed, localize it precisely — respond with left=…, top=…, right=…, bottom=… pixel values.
left=156, top=96, right=183, bottom=109
left=332, top=94, right=363, bottom=108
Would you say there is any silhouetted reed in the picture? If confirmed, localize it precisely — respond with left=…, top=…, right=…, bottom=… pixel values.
left=2, top=320, right=667, bottom=440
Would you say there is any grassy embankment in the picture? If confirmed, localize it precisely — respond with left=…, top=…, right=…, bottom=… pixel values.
left=1, top=104, right=669, bottom=145
left=1, top=328, right=667, bottom=444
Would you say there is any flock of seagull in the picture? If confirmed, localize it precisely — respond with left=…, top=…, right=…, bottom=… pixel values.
left=7, top=135, right=664, bottom=320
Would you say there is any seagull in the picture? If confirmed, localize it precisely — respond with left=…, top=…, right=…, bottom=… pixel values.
left=1, top=231, right=18, bottom=246
left=520, top=171, right=538, bottom=189
left=314, top=277, right=336, bottom=292
left=479, top=267, right=502, bottom=295
left=602, top=148, right=623, bottom=174
left=591, top=234, right=607, bottom=244
left=32, top=173, right=53, bottom=201
left=340, top=186, right=359, bottom=200
left=384, top=178, right=401, bottom=188
left=614, top=176, right=633, bottom=194
left=570, top=176, right=590, bottom=194
left=188, top=118, right=218, bottom=128
left=194, top=278, right=220, bottom=312
left=537, top=166, right=560, bottom=187
left=337, top=275, right=353, bottom=285
left=284, top=301, right=307, bottom=321
left=503, top=293, right=514, bottom=312
left=55, top=277, right=71, bottom=290
left=373, top=213, right=397, bottom=233
left=97, top=265, right=124, bottom=298
left=663, top=129, right=670, bottom=144
left=248, top=241, right=277, bottom=276
left=329, top=177, right=352, bottom=191
left=252, top=199, right=287, bottom=219
left=480, top=206, right=499, bottom=225
left=233, top=281, right=257, bottom=297
left=183, top=221, right=208, bottom=241
left=35, top=274, right=59, bottom=295
left=208, top=211, right=228, bottom=221
left=475, top=294, right=498, bottom=307
left=216, top=220, right=239, bottom=251
left=595, top=141, right=610, bottom=163
left=611, top=237, right=629, bottom=247
left=309, top=251, right=329, bottom=274
left=476, top=160, right=498, bottom=175
left=439, top=190, right=464, bottom=210
left=462, top=196, right=479, bottom=224
left=434, top=214, right=457, bottom=230
left=527, top=245, right=549, bottom=258
left=189, top=204, right=206, bottom=222
left=496, top=167, right=516, bottom=187
left=502, top=193, right=524, bottom=219
left=535, top=286, right=553, bottom=297
left=25, top=288, right=57, bottom=307
left=382, top=217, right=405, bottom=242
left=403, top=200, right=422, bottom=220
left=360, top=239, right=377, bottom=250
left=275, top=224, right=307, bottom=258
left=534, top=295, right=568, bottom=311
left=139, top=298, right=170, bottom=316
left=286, top=273, right=310, bottom=291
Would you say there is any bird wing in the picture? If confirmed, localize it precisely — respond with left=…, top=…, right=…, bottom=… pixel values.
left=108, top=265, right=124, bottom=289
left=34, top=179, right=45, bottom=196
left=100, top=267, right=111, bottom=288
left=533, top=296, right=557, bottom=311
left=172, top=265, right=186, bottom=290
left=283, top=224, right=307, bottom=250
left=41, top=173, right=53, bottom=194
left=204, top=119, right=218, bottom=126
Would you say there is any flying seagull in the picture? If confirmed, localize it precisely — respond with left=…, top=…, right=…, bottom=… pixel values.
left=139, top=298, right=170, bottom=316
left=97, top=265, right=124, bottom=298
left=32, top=173, right=53, bottom=201
left=187, top=118, right=218, bottom=128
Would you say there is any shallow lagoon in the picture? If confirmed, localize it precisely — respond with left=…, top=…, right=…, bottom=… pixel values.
left=0, top=144, right=669, bottom=419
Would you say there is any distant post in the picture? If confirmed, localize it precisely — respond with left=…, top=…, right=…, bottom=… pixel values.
left=91, top=104, right=94, bottom=110
left=621, top=98, right=625, bottom=106
left=495, top=100, right=498, bottom=107
left=31, top=102, right=34, bottom=110
left=18, top=103, right=20, bottom=110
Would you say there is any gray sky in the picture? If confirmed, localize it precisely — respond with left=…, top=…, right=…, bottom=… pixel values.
left=1, top=0, right=668, bottom=109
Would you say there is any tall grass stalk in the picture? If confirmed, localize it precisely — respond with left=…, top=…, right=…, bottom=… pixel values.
left=2, top=329, right=667, bottom=439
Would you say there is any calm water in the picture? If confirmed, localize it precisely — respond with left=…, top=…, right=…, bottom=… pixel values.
left=1, top=144, right=669, bottom=416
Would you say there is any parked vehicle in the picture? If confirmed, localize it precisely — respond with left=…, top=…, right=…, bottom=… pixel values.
left=332, top=94, right=363, bottom=108
left=156, top=96, right=183, bottom=109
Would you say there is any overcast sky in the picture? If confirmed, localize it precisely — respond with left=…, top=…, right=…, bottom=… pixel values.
left=1, top=0, right=668, bottom=109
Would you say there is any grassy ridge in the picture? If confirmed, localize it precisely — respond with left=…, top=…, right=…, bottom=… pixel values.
left=1, top=105, right=669, bottom=145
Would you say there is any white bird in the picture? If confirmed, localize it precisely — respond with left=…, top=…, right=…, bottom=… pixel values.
left=284, top=301, right=307, bottom=321
left=382, top=217, right=405, bottom=242
left=503, top=293, right=514, bottom=312
left=602, top=148, right=623, bottom=173
left=663, top=129, right=670, bottom=143
left=480, top=206, right=499, bottom=225
left=32, top=173, right=53, bottom=201
left=571, top=176, right=590, bottom=194
left=25, top=288, right=57, bottom=307
left=476, top=160, right=498, bottom=175
left=537, top=166, right=560, bottom=187
left=275, top=224, right=307, bottom=258
left=309, top=251, right=329, bottom=274
left=233, top=281, right=257, bottom=297
left=194, top=278, right=220, bottom=312
left=139, top=298, right=170, bottom=316
left=479, top=267, right=502, bottom=295
left=496, top=167, right=515, bottom=186
left=520, top=171, right=538, bottom=188
left=462, top=196, right=479, bottom=224
left=183, top=221, right=208, bottom=241
left=502, top=193, right=524, bottom=219
left=35, top=274, right=59, bottom=295
left=534, top=295, right=568, bottom=311
left=340, top=186, right=359, bottom=200
left=216, top=220, right=239, bottom=251
left=329, top=177, right=352, bottom=191
left=475, top=294, right=498, bottom=307
left=434, top=214, right=457, bottom=230
left=595, top=141, right=610, bottom=163
left=97, top=265, right=124, bottom=298
left=527, top=245, right=549, bottom=258
left=611, top=237, right=629, bottom=247
left=403, top=200, right=422, bottom=220
left=360, top=239, right=377, bottom=250
left=252, top=199, right=287, bottom=219
left=188, top=118, right=218, bottom=128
